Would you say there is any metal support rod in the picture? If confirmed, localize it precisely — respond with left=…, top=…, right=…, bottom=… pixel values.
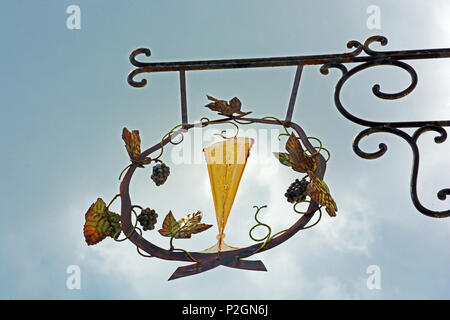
left=129, top=48, right=450, bottom=74
left=285, top=63, right=304, bottom=122
left=179, top=70, right=188, bottom=126
left=128, top=36, right=450, bottom=88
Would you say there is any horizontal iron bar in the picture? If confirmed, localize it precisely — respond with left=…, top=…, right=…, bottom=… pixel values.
left=134, top=48, right=450, bottom=73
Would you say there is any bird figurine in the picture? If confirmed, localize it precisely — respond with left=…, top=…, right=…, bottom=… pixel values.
left=205, top=95, right=250, bottom=116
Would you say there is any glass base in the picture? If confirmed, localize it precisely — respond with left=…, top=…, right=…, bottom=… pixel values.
left=200, top=234, right=240, bottom=253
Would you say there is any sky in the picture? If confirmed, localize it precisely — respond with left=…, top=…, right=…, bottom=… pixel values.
left=1, top=0, right=450, bottom=299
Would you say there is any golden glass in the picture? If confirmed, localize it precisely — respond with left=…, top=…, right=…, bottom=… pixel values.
left=202, top=136, right=254, bottom=252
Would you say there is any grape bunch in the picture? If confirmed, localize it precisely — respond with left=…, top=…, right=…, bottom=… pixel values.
left=151, top=163, right=170, bottom=186
left=285, top=178, right=309, bottom=203
left=137, top=208, right=158, bottom=231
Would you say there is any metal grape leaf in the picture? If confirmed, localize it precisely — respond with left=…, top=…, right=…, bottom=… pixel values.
left=158, top=211, right=179, bottom=237
left=285, top=132, right=317, bottom=173
left=83, top=198, right=122, bottom=245
left=158, top=210, right=212, bottom=239
left=122, top=128, right=151, bottom=166
left=273, top=152, right=293, bottom=167
left=204, top=95, right=248, bottom=116
left=306, top=170, right=338, bottom=217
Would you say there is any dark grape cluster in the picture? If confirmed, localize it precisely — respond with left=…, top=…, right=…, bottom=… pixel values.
left=137, top=208, right=158, bottom=231
left=151, top=163, right=170, bottom=186
left=285, top=178, right=309, bottom=203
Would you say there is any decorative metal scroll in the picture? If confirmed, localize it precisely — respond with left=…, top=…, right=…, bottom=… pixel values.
left=319, top=36, right=450, bottom=218
left=128, top=35, right=450, bottom=218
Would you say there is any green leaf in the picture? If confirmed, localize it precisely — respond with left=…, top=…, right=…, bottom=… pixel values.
left=83, top=198, right=122, bottom=245
left=158, top=211, right=212, bottom=239
left=158, top=211, right=180, bottom=237
left=273, top=152, right=292, bottom=167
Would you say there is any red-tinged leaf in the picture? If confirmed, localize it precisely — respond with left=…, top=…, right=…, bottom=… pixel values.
left=83, top=198, right=122, bottom=245
left=158, top=211, right=179, bottom=237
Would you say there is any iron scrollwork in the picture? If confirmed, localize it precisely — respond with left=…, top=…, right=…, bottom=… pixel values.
left=320, top=36, right=450, bottom=218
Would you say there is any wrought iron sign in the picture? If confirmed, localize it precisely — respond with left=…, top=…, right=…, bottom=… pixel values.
left=83, top=35, right=450, bottom=280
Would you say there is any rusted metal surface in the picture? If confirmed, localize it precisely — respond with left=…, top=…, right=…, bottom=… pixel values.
left=318, top=40, right=450, bottom=217
left=179, top=70, right=188, bottom=127
left=285, top=63, right=303, bottom=122
left=352, top=125, right=450, bottom=218
left=128, top=36, right=450, bottom=87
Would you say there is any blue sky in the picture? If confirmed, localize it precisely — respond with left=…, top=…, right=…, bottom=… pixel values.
left=1, top=0, right=450, bottom=299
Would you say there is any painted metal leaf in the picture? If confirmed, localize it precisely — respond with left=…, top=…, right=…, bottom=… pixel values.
left=122, top=128, right=142, bottom=161
left=177, top=211, right=213, bottom=238
left=306, top=170, right=338, bottom=217
left=273, top=152, right=292, bottom=167
left=122, top=128, right=151, bottom=166
left=205, top=95, right=246, bottom=116
left=158, top=210, right=212, bottom=239
left=158, top=211, right=179, bottom=238
left=285, top=133, right=317, bottom=173
left=83, top=198, right=122, bottom=245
